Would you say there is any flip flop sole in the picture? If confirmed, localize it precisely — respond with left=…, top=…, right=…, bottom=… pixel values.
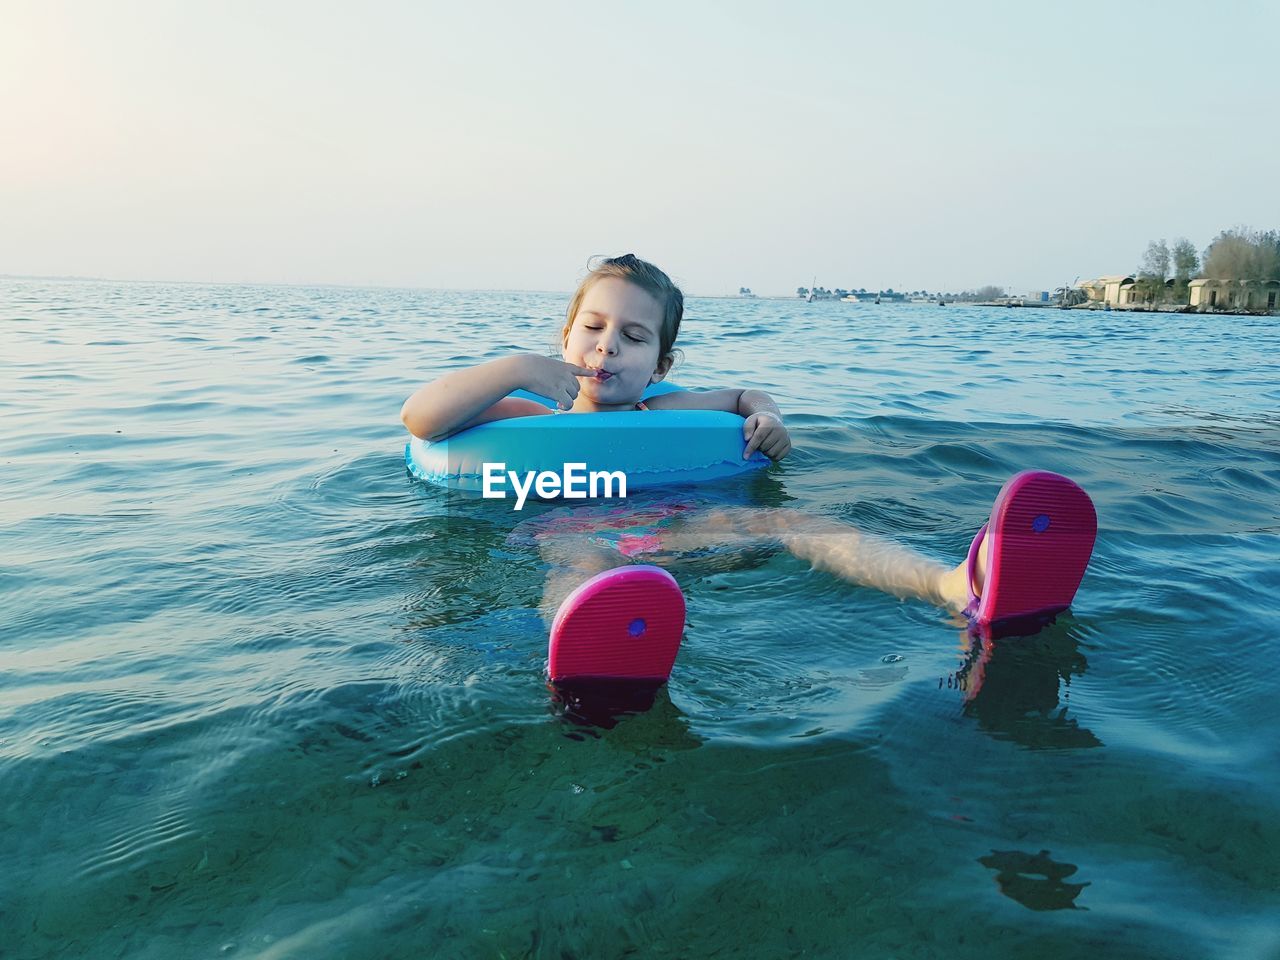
left=549, top=565, right=686, bottom=683
left=977, top=471, right=1097, bottom=625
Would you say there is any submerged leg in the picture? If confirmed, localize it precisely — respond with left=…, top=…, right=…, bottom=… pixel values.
left=661, top=507, right=987, bottom=613
left=535, top=538, right=626, bottom=627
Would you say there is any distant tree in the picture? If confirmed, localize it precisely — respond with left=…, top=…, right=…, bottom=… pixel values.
left=1055, top=285, right=1086, bottom=307
left=1137, top=238, right=1170, bottom=303
left=1140, top=239, right=1170, bottom=281
left=1203, top=226, right=1280, bottom=281
left=797, top=287, right=808, bottom=298
left=972, top=285, right=1005, bottom=301
left=1167, top=238, right=1199, bottom=303
left=1171, top=238, right=1199, bottom=281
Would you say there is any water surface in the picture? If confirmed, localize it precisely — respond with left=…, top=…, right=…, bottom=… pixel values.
left=2, top=280, right=1278, bottom=959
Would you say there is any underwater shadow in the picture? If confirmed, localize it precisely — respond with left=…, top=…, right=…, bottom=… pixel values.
left=944, top=616, right=1102, bottom=750
left=978, top=848, right=1091, bottom=910
left=548, top=679, right=703, bottom=749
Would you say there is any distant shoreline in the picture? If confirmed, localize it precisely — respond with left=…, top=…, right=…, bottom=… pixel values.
left=10, top=277, right=1268, bottom=315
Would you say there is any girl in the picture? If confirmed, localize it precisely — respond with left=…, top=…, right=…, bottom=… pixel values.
left=401, top=255, right=1096, bottom=682
left=400, top=254, right=791, bottom=460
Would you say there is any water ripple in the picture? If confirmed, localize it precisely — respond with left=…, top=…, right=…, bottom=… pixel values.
left=3, top=280, right=1279, bottom=960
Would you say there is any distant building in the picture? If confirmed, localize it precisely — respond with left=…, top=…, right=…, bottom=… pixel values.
left=1107, top=276, right=1137, bottom=305
left=1079, top=275, right=1139, bottom=306
left=1188, top=279, right=1214, bottom=308
left=1074, top=274, right=1278, bottom=313
left=1189, top=278, right=1280, bottom=312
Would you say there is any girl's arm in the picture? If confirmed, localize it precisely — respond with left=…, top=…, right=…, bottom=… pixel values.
left=643, top=386, right=777, bottom=416
left=645, top=388, right=791, bottom=460
left=401, top=355, right=595, bottom=441
left=400, top=356, right=529, bottom=441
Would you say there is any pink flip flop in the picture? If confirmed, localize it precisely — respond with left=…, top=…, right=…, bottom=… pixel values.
left=964, top=471, right=1097, bottom=626
left=548, top=565, right=686, bottom=683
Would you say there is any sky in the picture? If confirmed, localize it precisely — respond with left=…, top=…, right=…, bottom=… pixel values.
left=2, top=0, right=1278, bottom=295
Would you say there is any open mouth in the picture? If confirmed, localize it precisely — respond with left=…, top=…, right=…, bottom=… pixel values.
left=591, top=369, right=614, bottom=381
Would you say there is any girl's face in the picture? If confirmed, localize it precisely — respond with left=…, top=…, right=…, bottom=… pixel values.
left=562, top=276, right=669, bottom=410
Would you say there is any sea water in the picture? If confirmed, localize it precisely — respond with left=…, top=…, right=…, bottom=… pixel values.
left=2, top=280, right=1278, bottom=959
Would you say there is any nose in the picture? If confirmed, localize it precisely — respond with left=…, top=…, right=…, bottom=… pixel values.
left=596, top=330, right=620, bottom=356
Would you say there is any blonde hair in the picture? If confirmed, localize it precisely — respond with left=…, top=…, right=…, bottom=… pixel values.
left=561, top=254, right=684, bottom=360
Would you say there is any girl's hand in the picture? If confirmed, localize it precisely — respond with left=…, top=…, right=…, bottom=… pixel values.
left=742, top=411, right=791, bottom=461
left=513, top=354, right=597, bottom=410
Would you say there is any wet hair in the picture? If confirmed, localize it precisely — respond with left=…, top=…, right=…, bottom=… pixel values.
left=561, top=254, right=684, bottom=361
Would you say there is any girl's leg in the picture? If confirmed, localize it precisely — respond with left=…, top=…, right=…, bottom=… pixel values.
left=534, top=537, right=627, bottom=627
left=659, top=507, right=987, bottom=613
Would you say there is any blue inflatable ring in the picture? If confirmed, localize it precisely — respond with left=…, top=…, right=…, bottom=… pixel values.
left=404, top=382, right=769, bottom=494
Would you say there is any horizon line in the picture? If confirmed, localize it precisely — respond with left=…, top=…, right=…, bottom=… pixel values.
left=0, top=272, right=1044, bottom=299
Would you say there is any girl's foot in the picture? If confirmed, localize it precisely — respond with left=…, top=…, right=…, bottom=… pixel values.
left=548, top=565, right=686, bottom=683
left=940, top=471, right=1097, bottom=624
